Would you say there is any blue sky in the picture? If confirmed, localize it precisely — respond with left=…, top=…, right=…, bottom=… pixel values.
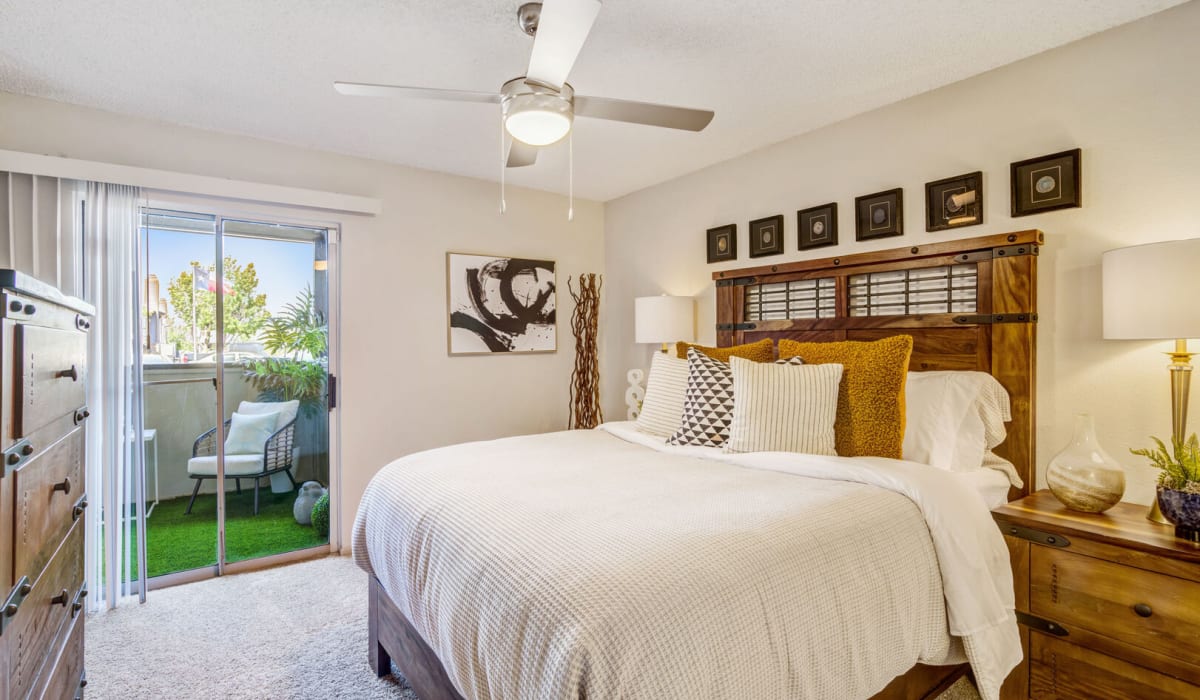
left=145, top=228, right=315, bottom=316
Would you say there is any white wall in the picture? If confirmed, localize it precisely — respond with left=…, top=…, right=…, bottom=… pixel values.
left=0, top=91, right=605, bottom=547
left=602, top=1, right=1200, bottom=505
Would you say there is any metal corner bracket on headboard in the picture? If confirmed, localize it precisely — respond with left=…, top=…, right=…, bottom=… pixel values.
left=712, top=230, right=1042, bottom=500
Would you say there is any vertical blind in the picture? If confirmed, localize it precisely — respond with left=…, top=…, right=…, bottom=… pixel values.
left=0, top=171, right=82, bottom=297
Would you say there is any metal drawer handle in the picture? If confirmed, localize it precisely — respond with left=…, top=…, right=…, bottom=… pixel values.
left=57, top=365, right=79, bottom=381
left=53, top=477, right=71, bottom=495
left=50, top=589, right=69, bottom=608
left=1134, top=603, right=1153, bottom=618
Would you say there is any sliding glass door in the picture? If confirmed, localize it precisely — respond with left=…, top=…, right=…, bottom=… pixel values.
left=138, top=209, right=334, bottom=581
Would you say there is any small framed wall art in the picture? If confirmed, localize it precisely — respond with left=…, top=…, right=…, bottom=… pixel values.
left=855, top=188, right=903, bottom=241
left=706, top=224, right=737, bottom=263
left=446, top=252, right=557, bottom=355
left=1010, top=148, right=1081, bottom=217
left=797, top=203, right=838, bottom=250
left=748, top=215, right=785, bottom=257
left=925, top=171, right=983, bottom=232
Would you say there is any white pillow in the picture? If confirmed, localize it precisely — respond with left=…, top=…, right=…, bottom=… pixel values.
left=238, top=400, right=300, bottom=431
left=724, top=357, right=843, bottom=455
left=635, top=352, right=690, bottom=437
left=224, top=411, right=279, bottom=455
left=903, top=371, right=1011, bottom=472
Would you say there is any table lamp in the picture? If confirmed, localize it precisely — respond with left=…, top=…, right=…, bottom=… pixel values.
left=635, top=295, right=694, bottom=353
left=1102, top=237, right=1200, bottom=522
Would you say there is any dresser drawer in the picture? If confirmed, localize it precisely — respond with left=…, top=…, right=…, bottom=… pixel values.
left=1030, top=546, right=1200, bottom=666
left=5, top=522, right=84, bottom=700
left=1030, top=631, right=1200, bottom=699
left=14, top=323, right=87, bottom=442
left=36, top=613, right=85, bottom=700
left=12, top=428, right=84, bottom=587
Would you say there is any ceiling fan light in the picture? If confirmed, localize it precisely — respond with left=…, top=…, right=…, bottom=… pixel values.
left=506, top=110, right=572, bottom=146
left=503, top=90, right=573, bottom=146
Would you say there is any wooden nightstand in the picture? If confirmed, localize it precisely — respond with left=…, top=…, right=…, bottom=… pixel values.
left=992, top=490, right=1200, bottom=699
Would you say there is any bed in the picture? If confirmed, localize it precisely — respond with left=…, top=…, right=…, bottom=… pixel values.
left=354, top=230, right=1041, bottom=700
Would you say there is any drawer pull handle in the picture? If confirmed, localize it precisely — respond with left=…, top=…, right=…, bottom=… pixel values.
left=57, top=365, right=80, bottom=381
left=73, top=495, right=89, bottom=520
left=22, top=303, right=35, bottom=315
left=18, top=581, right=32, bottom=596
left=1134, top=603, right=1153, bottom=618
left=51, top=589, right=69, bottom=608
left=2, top=603, right=16, bottom=617
left=20, top=443, right=33, bottom=457
left=53, top=477, right=72, bottom=495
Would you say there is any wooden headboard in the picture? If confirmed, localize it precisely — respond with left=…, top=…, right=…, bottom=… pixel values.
left=713, top=230, right=1041, bottom=500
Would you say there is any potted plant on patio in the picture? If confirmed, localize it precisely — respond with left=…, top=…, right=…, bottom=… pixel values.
left=245, top=287, right=329, bottom=485
left=1131, top=433, right=1200, bottom=542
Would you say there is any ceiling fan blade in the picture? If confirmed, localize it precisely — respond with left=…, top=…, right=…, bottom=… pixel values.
left=506, top=140, right=539, bottom=168
left=333, top=81, right=501, bottom=104
left=525, top=0, right=602, bottom=89
left=574, top=95, right=714, bottom=132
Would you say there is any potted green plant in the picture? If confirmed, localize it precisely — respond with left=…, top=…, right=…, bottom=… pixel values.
left=1130, top=433, right=1200, bottom=542
left=244, top=287, right=329, bottom=486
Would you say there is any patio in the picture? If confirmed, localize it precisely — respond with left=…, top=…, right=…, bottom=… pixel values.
left=141, top=363, right=329, bottom=578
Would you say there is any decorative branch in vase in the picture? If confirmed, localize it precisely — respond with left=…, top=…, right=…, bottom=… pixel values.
left=567, top=274, right=603, bottom=429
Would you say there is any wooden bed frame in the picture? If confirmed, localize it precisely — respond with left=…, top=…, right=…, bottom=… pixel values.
left=369, top=230, right=1041, bottom=700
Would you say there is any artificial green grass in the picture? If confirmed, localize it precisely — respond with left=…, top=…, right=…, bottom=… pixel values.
left=139, top=488, right=327, bottom=578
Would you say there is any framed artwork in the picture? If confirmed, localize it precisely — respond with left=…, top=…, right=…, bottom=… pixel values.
left=748, top=215, right=784, bottom=257
left=925, top=171, right=983, bottom=232
left=446, top=252, right=556, bottom=355
left=797, top=203, right=838, bottom=250
left=1010, top=148, right=1081, bottom=217
left=855, top=188, right=903, bottom=241
left=706, top=224, right=737, bottom=263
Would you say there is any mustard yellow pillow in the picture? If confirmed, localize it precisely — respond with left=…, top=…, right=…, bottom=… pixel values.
left=777, top=335, right=913, bottom=459
left=675, top=338, right=774, bottom=363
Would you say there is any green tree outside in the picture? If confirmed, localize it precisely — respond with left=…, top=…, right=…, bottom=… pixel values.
left=167, top=257, right=270, bottom=354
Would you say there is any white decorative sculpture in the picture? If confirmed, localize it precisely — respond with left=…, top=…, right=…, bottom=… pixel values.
left=625, top=368, right=645, bottom=420
left=293, top=481, right=328, bottom=525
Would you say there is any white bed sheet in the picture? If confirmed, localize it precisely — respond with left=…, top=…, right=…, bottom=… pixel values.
left=606, top=421, right=1014, bottom=509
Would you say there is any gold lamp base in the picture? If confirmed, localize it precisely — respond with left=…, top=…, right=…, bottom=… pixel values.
left=1147, top=496, right=1170, bottom=525
left=1151, top=339, right=1194, bottom=524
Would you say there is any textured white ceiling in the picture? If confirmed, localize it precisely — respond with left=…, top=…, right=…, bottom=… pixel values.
left=0, top=0, right=1186, bottom=201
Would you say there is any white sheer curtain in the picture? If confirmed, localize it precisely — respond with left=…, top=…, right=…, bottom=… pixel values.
left=83, top=182, right=148, bottom=610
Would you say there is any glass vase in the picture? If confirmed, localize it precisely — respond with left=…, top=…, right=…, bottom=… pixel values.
left=1046, top=414, right=1126, bottom=513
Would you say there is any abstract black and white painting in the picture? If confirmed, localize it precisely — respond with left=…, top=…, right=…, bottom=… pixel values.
left=447, top=253, right=557, bottom=354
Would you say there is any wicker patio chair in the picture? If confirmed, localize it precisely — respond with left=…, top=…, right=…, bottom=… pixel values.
left=186, top=416, right=298, bottom=516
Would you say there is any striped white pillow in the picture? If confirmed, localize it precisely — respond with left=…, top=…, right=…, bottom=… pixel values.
left=724, top=356, right=844, bottom=455
left=634, top=352, right=690, bottom=437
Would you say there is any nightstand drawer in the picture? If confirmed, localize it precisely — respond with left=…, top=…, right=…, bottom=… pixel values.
left=1030, top=546, right=1200, bottom=665
left=1031, top=632, right=1199, bottom=699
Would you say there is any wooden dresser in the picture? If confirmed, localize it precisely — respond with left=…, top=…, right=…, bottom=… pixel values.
left=994, top=490, right=1200, bottom=699
left=0, top=272, right=93, bottom=700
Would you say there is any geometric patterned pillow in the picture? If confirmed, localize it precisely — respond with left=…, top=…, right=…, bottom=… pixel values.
left=668, top=348, right=803, bottom=448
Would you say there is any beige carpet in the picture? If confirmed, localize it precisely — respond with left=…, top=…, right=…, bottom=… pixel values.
left=86, top=556, right=981, bottom=700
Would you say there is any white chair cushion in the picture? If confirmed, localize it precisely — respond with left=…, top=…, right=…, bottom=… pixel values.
left=225, top=411, right=278, bottom=455
left=238, top=400, right=300, bottom=431
left=187, top=454, right=265, bottom=477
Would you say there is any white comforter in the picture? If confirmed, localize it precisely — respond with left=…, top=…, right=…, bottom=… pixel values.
left=353, top=423, right=1020, bottom=700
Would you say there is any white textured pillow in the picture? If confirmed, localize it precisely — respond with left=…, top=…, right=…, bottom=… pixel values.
left=238, top=400, right=299, bottom=431
left=635, top=352, right=690, bottom=437
left=724, top=357, right=843, bottom=455
left=903, top=371, right=1011, bottom=472
left=224, top=411, right=279, bottom=455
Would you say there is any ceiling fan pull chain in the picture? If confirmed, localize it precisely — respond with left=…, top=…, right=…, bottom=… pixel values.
left=567, top=129, right=574, bottom=221
left=499, top=112, right=507, bottom=214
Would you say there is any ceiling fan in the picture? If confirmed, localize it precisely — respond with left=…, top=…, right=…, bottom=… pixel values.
left=334, top=0, right=715, bottom=170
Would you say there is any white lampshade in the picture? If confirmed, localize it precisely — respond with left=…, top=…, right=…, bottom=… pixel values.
left=1103, top=238, right=1200, bottom=340
left=635, top=295, right=694, bottom=345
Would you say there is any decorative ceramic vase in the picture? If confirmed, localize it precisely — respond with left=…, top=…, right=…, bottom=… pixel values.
left=1046, top=414, right=1126, bottom=513
left=1156, top=486, right=1200, bottom=543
